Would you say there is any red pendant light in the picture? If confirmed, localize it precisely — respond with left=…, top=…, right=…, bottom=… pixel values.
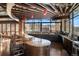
left=43, top=9, right=47, bottom=16
left=31, top=12, right=34, bottom=18
left=21, top=15, right=26, bottom=21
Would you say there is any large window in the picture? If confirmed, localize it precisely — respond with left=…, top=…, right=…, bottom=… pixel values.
left=0, top=23, right=19, bottom=36
left=42, top=23, right=50, bottom=32
left=74, top=16, right=79, bottom=35
left=47, top=22, right=55, bottom=32
left=74, top=8, right=79, bottom=35
left=69, top=6, right=79, bottom=35
left=34, top=23, right=40, bottom=32
left=25, top=19, right=61, bottom=33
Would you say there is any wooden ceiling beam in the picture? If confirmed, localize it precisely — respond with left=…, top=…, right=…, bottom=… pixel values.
left=37, top=4, right=56, bottom=16
left=25, top=3, right=55, bottom=17
left=11, top=3, right=77, bottom=20
left=53, top=15, right=69, bottom=19
left=67, top=3, right=77, bottom=13
left=12, top=6, right=40, bottom=13
left=69, top=3, right=79, bottom=13
left=49, top=3, right=60, bottom=14
left=15, top=3, right=45, bottom=13
left=63, top=7, right=66, bottom=13
left=0, top=20, right=18, bottom=23
left=0, top=15, right=10, bottom=18
left=12, top=4, right=55, bottom=19
left=59, top=6, right=63, bottom=14
left=41, top=4, right=59, bottom=15
left=0, top=3, right=6, bottom=10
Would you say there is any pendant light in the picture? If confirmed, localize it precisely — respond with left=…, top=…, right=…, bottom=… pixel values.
left=43, top=9, right=47, bottom=16
left=31, top=12, right=34, bottom=18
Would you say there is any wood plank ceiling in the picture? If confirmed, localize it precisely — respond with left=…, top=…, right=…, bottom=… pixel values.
left=0, top=3, right=9, bottom=18
left=0, top=3, right=79, bottom=20
left=11, top=3, right=79, bottom=20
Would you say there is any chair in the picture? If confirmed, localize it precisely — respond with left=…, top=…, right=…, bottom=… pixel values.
left=10, top=35, right=24, bottom=56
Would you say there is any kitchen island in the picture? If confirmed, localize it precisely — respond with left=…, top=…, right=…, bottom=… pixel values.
left=24, top=35, right=51, bottom=56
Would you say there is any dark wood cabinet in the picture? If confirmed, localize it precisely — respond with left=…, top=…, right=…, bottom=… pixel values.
left=63, top=38, right=72, bottom=55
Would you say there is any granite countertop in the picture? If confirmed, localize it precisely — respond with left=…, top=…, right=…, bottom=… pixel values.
left=60, top=34, right=73, bottom=42
left=24, top=35, right=51, bottom=47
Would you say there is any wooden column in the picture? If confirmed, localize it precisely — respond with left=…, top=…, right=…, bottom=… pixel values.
left=69, top=16, right=71, bottom=33
left=19, top=19, right=25, bottom=35
left=72, top=11, right=74, bottom=38
left=19, top=20, right=22, bottom=35
left=60, top=20, right=62, bottom=32
left=64, top=20, right=66, bottom=31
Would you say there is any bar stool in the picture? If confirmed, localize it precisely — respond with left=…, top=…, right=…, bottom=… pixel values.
left=10, top=35, right=24, bottom=56
left=12, top=44, right=24, bottom=56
